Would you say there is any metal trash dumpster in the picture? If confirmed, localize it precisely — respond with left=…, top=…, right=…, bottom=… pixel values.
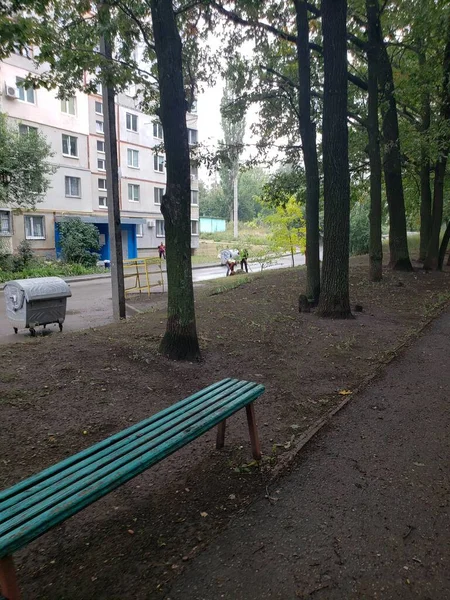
left=4, top=276, right=72, bottom=336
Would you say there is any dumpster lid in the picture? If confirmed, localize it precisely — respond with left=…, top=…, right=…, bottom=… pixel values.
left=4, top=277, right=72, bottom=301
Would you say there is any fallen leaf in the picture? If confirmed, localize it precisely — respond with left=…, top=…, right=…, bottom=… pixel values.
left=338, top=390, right=352, bottom=396
left=200, top=512, right=208, bottom=518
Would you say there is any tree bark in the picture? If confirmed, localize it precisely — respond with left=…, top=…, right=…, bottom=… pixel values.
left=365, top=0, right=383, bottom=282
left=424, top=15, right=450, bottom=270
left=316, top=0, right=352, bottom=318
left=151, top=0, right=201, bottom=360
left=374, top=0, right=413, bottom=271
left=438, top=221, right=450, bottom=270
left=233, top=171, right=238, bottom=238
left=294, top=0, right=321, bottom=302
left=418, top=52, right=432, bottom=262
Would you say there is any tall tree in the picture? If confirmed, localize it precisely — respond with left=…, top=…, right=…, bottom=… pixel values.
left=424, top=12, right=450, bottom=270
left=317, top=0, right=352, bottom=317
left=293, top=0, right=321, bottom=302
left=365, top=0, right=383, bottom=281
left=374, top=0, right=412, bottom=270
left=151, top=0, right=201, bottom=359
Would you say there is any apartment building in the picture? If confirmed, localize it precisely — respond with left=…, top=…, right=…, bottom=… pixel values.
left=0, top=51, right=200, bottom=260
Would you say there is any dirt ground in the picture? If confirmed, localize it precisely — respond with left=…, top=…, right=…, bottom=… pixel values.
left=0, top=257, right=449, bottom=599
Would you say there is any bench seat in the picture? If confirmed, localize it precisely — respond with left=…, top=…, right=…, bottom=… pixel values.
left=0, top=378, right=264, bottom=599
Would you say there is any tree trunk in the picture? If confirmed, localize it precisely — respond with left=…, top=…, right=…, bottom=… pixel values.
left=438, top=221, right=450, bottom=270
left=418, top=51, right=432, bottom=262
left=294, top=0, right=321, bottom=303
left=365, top=0, right=383, bottom=282
left=375, top=0, right=413, bottom=271
left=151, top=0, right=201, bottom=360
left=316, top=0, right=352, bottom=318
left=424, top=15, right=450, bottom=270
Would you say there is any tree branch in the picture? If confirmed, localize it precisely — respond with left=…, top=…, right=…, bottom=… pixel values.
left=114, top=0, right=156, bottom=51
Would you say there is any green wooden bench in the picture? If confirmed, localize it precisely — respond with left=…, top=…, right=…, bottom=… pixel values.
left=0, top=378, right=264, bottom=599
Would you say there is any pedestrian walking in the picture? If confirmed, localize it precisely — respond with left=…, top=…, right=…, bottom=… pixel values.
left=158, top=243, right=166, bottom=259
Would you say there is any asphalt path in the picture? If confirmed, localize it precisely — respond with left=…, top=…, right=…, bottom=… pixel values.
left=0, top=254, right=304, bottom=343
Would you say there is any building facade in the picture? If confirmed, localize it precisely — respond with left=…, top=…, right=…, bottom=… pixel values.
left=0, top=51, right=199, bottom=260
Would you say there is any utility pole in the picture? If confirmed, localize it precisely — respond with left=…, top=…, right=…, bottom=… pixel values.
left=99, top=2, right=126, bottom=320
left=233, top=171, right=238, bottom=239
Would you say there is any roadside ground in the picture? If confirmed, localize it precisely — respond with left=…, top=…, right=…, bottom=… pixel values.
left=0, top=256, right=449, bottom=598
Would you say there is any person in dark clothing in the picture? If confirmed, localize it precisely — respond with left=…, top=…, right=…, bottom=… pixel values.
left=158, top=243, right=166, bottom=259
left=240, top=248, right=249, bottom=273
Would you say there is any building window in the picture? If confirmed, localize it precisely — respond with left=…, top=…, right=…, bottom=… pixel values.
left=18, top=124, right=38, bottom=135
left=62, top=134, right=78, bottom=158
left=25, top=215, right=45, bottom=239
left=153, top=122, right=163, bottom=139
left=126, top=113, right=138, bottom=132
left=191, top=190, right=198, bottom=205
left=188, top=128, right=198, bottom=145
left=97, top=158, right=106, bottom=171
left=127, top=148, right=139, bottom=168
left=190, top=100, right=198, bottom=114
left=154, top=154, right=164, bottom=173
left=0, top=210, right=11, bottom=235
left=95, top=82, right=103, bottom=96
left=128, top=183, right=140, bottom=202
left=125, top=84, right=136, bottom=97
left=16, top=77, right=35, bottom=104
left=190, top=164, right=198, bottom=180
left=65, top=176, right=81, bottom=197
left=136, top=223, right=143, bottom=237
left=191, top=220, right=199, bottom=235
left=61, top=97, right=76, bottom=115
left=154, top=187, right=164, bottom=205
left=99, top=196, right=107, bottom=209
left=97, top=140, right=105, bottom=153
left=98, top=178, right=107, bottom=191
left=156, top=219, right=165, bottom=237
left=95, top=101, right=103, bottom=115
left=96, top=120, right=104, bottom=134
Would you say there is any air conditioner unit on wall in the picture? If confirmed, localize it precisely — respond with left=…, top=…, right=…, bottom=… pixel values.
left=5, top=84, right=18, bottom=99
left=146, top=219, right=156, bottom=228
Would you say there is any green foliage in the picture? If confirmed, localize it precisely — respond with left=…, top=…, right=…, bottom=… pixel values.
left=349, top=202, right=370, bottom=255
left=0, top=114, right=55, bottom=209
left=58, top=218, right=101, bottom=267
left=261, top=168, right=307, bottom=207
left=265, top=197, right=306, bottom=266
left=12, top=240, right=34, bottom=271
left=199, top=167, right=269, bottom=221
left=0, top=261, right=102, bottom=283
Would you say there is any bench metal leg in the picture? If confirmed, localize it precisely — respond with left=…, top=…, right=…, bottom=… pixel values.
left=246, top=403, right=262, bottom=461
left=0, top=556, right=20, bottom=600
left=216, top=420, right=226, bottom=449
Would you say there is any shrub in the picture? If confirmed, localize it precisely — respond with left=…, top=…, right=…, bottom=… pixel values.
left=349, top=202, right=370, bottom=256
left=12, top=240, right=35, bottom=271
left=58, top=218, right=101, bottom=267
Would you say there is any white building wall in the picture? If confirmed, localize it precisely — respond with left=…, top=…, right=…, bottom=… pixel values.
left=0, top=54, right=200, bottom=257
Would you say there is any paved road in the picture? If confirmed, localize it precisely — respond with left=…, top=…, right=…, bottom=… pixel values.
left=0, top=254, right=304, bottom=343
left=167, top=309, right=450, bottom=600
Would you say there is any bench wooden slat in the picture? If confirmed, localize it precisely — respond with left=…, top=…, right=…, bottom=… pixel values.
left=0, top=381, right=264, bottom=558
left=0, top=380, right=257, bottom=528
left=0, top=378, right=235, bottom=506
left=0, top=379, right=249, bottom=519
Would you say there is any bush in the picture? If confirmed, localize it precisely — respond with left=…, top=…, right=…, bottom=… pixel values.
left=349, top=202, right=370, bottom=256
left=12, top=240, right=35, bottom=271
left=58, top=218, right=101, bottom=267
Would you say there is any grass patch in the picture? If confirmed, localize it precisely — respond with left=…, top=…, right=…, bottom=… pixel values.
left=0, top=262, right=104, bottom=283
